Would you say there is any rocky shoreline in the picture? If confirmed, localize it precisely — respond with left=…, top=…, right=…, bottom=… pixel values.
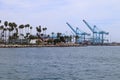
left=0, top=43, right=119, bottom=48
left=0, top=44, right=84, bottom=48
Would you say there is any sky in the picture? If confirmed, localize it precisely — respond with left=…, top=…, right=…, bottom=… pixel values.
left=0, top=0, right=120, bottom=42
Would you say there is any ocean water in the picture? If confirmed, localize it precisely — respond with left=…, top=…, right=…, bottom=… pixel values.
left=0, top=46, right=120, bottom=80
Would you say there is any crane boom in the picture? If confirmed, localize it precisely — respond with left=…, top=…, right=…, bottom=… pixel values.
left=66, top=22, right=78, bottom=34
left=76, top=27, right=83, bottom=34
left=83, top=20, right=94, bottom=32
left=66, top=22, right=80, bottom=43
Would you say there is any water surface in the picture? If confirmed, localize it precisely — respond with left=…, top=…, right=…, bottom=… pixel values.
left=0, top=46, right=120, bottom=80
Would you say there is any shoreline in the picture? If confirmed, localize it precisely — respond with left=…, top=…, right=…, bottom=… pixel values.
left=0, top=44, right=84, bottom=48
left=0, top=44, right=119, bottom=48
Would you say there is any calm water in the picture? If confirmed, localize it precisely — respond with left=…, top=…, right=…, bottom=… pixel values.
left=0, top=46, right=120, bottom=80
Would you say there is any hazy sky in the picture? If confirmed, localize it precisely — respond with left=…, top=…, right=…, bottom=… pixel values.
left=0, top=0, right=120, bottom=42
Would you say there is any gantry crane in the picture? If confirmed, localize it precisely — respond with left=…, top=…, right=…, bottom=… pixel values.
left=83, top=20, right=99, bottom=44
left=66, top=22, right=80, bottom=43
left=94, top=25, right=109, bottom=44
left=76, top=27, right=90, bottom=43
left=83, top=19, right=109, bottom=44
left=66, top=22, right=90, bottom=44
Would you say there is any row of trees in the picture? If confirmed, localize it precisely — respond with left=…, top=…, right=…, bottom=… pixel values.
left=0, top=20, right=74, bottom=45
left=0, top=20, right=50, bottom=44
left=0, top=20, right=34, bottom=44
left=47, top=32, right=73, bottom=45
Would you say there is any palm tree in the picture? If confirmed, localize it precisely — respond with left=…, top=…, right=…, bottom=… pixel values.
left=19, top=24, right=24, bottom=34
left=27, top=24, right=30, bottom=34
left=75, top=35, right=79, bottom=44
left=69, top=35, right=72, bottom=42
left=12, top=22, right=18, bottom=43
left=13, top=22, right=17, bottom=29
left=0, top=20, right=2, bottom=39
left=1, top=26, right=4, bottom=41
left=14, top=32, right=19, bottom=39
left=42, top=27, right=47, bottom=39
left=25, top=24, right=30, bottom=37
left=30, top=26, right=32, bottom=35
left=19, top=24, right=24, bottom=44
left=3, top=28, right=7, bottom=44
left=0, top=20, right=1, bottom=28
left=51, top=32, right=54, bottom=39
left=4, top=21, right=9, bottom=44
left=36, top=25, right=42, bottom=38
left=0, top=25, right=4, bottom=42
left=4, top=21, right=8, bottom=27
left=29, top=26, right=32, bottom=39
left=8, top=22, right=14, bottom=43
left=8, top=28, right=13, bottom=43
left=15, top=28, right=18, bottom=34
left=57, top=32, right=61, bottom=39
